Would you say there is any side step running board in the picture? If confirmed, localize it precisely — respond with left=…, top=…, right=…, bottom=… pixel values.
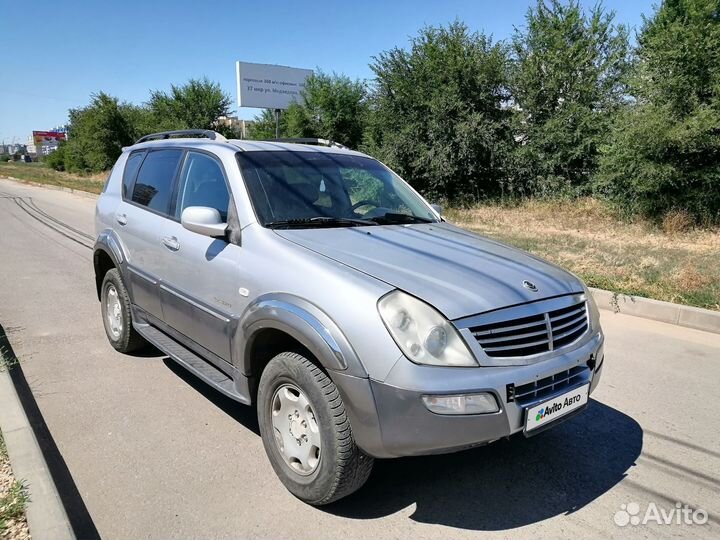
left=135, top=324, right=251, bottom=405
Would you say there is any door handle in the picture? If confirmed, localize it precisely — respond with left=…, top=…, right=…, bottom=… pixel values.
left=162, top=236, right=180, bottom=251
left=116, top=213, right=128, bottom=226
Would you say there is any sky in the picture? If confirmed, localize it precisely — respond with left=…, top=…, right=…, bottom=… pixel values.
left=0, top=0, right=656, bottom=143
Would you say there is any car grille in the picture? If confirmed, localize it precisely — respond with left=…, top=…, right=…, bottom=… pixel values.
left=511, top=365, right=589, bottom=405
left=470, top=299, right=588, bottom=358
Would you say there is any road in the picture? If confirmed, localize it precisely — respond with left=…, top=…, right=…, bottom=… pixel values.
left=1, top=177, right=719, bottom=540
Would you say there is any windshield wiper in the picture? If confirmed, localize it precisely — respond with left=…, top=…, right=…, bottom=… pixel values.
left=266, top=216, right=377, bottom=229
left=369, top=212, right=435, bottom=225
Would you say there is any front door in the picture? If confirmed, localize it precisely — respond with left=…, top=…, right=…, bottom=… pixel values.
left=157, top=150, right=241, bottom=365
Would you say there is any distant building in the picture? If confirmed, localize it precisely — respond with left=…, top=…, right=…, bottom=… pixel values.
left=2, top=143, right=27, bottom=155
left=216, top=116, right=254, bottom=139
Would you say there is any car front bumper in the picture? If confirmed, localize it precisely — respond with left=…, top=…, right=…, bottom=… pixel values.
left=334, top=330, right=604, bottom=459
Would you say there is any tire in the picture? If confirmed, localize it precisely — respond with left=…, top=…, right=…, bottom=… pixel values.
left=100, top=268, right=147, bottom=353
left=257, top=352, right=374, bottom=505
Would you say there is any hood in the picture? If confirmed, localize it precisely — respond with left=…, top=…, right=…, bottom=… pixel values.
left=275, top=222, right=583, bottom=320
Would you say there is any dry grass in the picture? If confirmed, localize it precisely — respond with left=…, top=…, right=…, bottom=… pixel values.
left=0, top=162, right=106, bottom=194
left=447, top=198, right=720, bottom=311
left=0, top=432, right=30, bottom=540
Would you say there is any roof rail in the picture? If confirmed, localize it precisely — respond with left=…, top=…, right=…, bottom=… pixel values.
left=135, top=129, right=227, bottom=144
left=266, top=138, right=349, bottom=150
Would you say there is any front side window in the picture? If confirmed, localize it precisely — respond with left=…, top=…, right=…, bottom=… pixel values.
left=236, top=151, right=437, bottom=227
left=131, top=149, right=183, bottom=216
left=176, top=152, right=230, bottom=221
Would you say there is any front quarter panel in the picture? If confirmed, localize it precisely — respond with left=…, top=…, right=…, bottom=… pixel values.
left=240, top=293, right=367, bottom=378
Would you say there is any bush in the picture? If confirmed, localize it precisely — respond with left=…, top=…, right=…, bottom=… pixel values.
left=367, top=21, right=513, bottom=203
left=595, top=0, right=720, bottom=225
left=596, top=103, right=720, bottom=224
left=44, top=142, right=66, bottom=171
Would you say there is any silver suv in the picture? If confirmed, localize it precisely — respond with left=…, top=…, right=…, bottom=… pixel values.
left=94, top=130, right=604, bottom=505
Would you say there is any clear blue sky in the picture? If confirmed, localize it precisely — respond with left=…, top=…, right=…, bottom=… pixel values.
left=0, top=0, right=655, bottom=143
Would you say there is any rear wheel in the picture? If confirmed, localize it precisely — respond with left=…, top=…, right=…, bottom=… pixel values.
left=100, top=268, right=146, bottom=353
left=257, top=352, right=374, bottom=505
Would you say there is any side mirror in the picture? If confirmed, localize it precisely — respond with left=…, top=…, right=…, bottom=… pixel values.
left=430, top=203, right=443, bottom=216
left=181, top=206, right=227, bottom=238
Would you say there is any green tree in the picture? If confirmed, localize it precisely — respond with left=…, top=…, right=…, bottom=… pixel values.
left=596, top=0, right=720, bottom=224
left=146, top=78, right=233, bottom=133
left=248, top=109, right=286, bottom=140
left=248, top=73, right=368, bottom=148
left=368, top=21, right=513, bottom=202
left=284, top=72, right=368, bottom=148
left=510, top=0, right=630, bottom=196
left=63, top=92, right=137, bottom=172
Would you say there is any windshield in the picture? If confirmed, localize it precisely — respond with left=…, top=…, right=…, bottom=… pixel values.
left=236, top=151, right=438, bottom=227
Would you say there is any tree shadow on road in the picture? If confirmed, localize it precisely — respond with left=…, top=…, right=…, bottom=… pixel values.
left=324, top=399, right=642, bottom=531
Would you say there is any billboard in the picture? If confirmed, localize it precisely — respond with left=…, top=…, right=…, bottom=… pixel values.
left=33, top=131, right=66, bottom=145
left=236, top=61, right=313, bottom=110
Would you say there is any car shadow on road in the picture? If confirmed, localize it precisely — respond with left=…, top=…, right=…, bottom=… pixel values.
left=126, top=343, right=166, bottom=358
left=324, top=399, right=642, bottom=531
left=162, top=358, right=260, bottom=435
left=160, top=355, right=641, bottom=531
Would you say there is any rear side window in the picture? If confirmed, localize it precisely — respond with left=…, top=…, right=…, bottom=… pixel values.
left=122, top=151, right=145, bottom=198
left=131, top=150, right=183, bottom=216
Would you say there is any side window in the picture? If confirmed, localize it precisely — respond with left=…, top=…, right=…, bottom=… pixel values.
left=131, top=149, right=183, bottom=216
left=176, top=152, right=230, bottom=221
left=122, top=151, right=145, bottom=198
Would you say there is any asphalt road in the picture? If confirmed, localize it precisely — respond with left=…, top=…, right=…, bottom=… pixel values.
left=1, top=178, right=719, bottom=540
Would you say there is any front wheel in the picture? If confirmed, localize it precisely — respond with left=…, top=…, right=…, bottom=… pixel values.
left=257, top=352, right=374, bottom=505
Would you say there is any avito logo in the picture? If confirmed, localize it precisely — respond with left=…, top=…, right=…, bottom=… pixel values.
left=535, top=393, right=583, bottom=422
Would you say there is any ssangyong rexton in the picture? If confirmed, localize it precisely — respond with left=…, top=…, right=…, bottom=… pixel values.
left=93, top=130, right=604, bottom=505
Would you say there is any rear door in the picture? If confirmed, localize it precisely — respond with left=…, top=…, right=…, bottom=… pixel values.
left=116, top=148, right=184, bottom=321
left=157, top=150, right=242, bottom=365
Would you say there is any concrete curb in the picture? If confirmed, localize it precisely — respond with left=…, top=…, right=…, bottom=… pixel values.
left=590, top=287, right=720, bottom=334
left=0, top=364, right=75, bottom=540
left=1, top=175, right=99, bottom=199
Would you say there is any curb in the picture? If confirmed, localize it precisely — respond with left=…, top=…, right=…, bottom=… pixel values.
left=1, top=175, right=99, bottom=199
left=0, top=363, right=75, bottom=540
left=590, top=287, right=720, bottom=334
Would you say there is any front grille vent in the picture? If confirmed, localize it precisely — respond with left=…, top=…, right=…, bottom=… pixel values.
left=511, top=366, right=589, bottom=404
left=471, top=299, right=588, bottom=358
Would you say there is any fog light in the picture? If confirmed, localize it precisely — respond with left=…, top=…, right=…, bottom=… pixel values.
left=421, top=392, right=499, bottom=415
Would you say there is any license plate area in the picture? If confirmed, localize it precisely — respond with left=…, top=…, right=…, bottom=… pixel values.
left=524, top=383, right=590, bottom=434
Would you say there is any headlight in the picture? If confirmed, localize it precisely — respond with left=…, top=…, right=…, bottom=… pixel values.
left=583, top=284, right=601, bottom=330
left=378, top=290, right=477, bottom=366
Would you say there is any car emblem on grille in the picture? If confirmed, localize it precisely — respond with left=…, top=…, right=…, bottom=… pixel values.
left=522, top=280, right=538, bottom=292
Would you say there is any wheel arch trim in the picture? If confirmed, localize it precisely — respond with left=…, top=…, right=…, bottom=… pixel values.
left=93, top=229, right=127, bottom=299
left=239, top=294, right=367, bottom=378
